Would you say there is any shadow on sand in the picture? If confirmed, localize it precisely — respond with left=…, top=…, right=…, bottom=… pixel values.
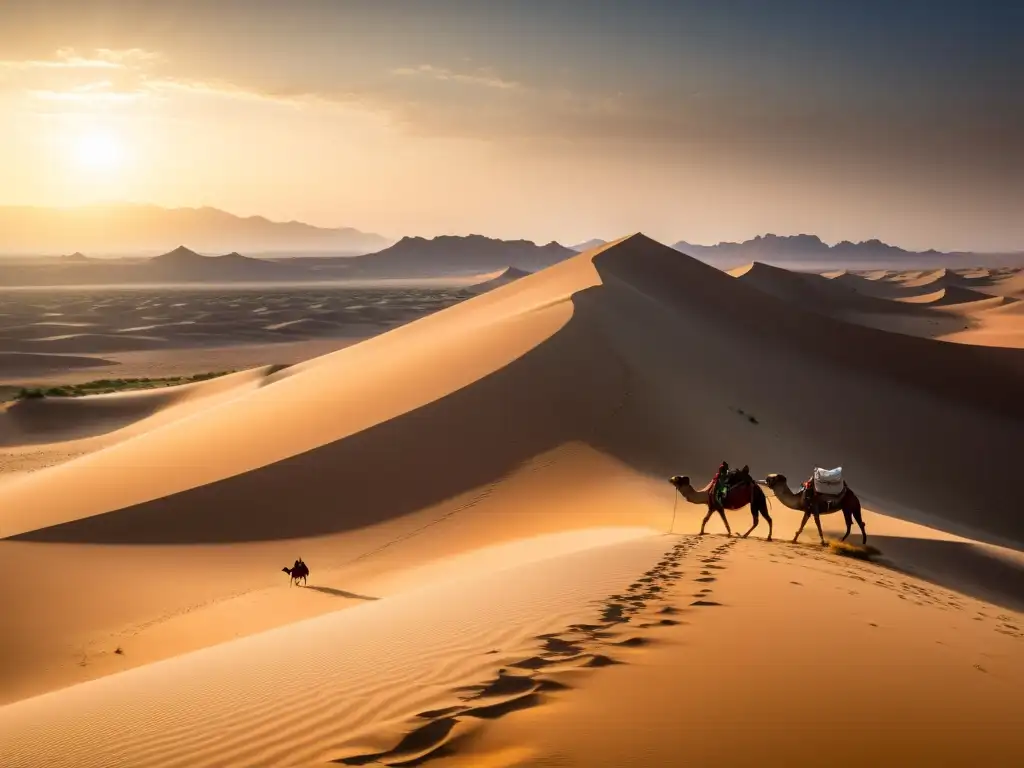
left=302, top=585, right=379, bottom=601
left=871, top=534, right=1024, bottom=613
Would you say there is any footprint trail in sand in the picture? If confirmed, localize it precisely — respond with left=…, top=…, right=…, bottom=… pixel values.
left=331, top=534, right=731, bottom=766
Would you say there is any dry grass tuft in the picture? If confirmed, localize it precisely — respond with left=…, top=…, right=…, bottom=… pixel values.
left=828, top=541, right=882, bottom=561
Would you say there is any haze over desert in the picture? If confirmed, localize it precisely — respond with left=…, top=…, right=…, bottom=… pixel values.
left=2, top=3, right=1024, bottom=767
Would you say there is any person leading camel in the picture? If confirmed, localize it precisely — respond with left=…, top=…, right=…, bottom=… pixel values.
left=669, top=468, right=771, bottom=540
left=711, top=461, right=730, bottom=507
left=801, top=475, right=819, bottom=514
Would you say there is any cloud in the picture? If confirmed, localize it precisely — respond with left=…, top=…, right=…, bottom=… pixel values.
left=0, top=47, right=159, bottom=73
left=3, top=46, right=1019, bottom=186
left=28, top=81, right=146, bottom=104
left=146, top=77, right=304, bottom=105
left=0, top=47, right=640, bottom=142
left=391, top=64, right=522, bottom=91
left=0, top=48, right=163, bottom=105
left=0, top=47, right=301, bottom=109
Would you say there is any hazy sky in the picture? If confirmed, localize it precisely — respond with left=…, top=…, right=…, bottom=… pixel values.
left=1, top=0, right=1021, bottom=250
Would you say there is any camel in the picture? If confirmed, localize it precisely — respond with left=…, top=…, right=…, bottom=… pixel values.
left=762, top=474, right=867, bottom=546
left=282, top=559, right=309, bottom=586
left=669, top=470, right=773, bottom=541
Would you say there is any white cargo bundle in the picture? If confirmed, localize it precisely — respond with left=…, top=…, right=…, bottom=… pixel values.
left=812, top=466, right=845, bottom=495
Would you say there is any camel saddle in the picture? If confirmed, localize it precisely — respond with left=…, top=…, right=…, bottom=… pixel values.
left=811, top=466, right=845, bottom=497
left=723, top=465, right=752, bottom=490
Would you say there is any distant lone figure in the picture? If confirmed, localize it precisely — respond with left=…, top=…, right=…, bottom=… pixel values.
left=282, top=557, right=310, bottom=586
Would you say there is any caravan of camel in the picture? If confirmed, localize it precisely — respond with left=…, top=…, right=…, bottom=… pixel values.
left=669, top=464, right=867, bottom=546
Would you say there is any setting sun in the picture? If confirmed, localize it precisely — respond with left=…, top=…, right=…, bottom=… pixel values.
left=72, top=131, right=124, bottom=173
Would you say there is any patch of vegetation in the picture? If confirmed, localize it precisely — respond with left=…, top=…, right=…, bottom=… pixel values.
left=828, top=541, right=882, bottom=561
left=13, top=372, right=235, bottom=399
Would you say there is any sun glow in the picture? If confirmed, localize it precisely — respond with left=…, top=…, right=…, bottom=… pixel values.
left=72, top=131, right=124, bottom=173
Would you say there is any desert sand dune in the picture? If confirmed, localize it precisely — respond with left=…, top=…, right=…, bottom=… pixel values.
left=0, top=351, right=117, bottom=379
left=5, top=332, right=171, bottom=354
left=1, top=519, right=1021, bottom=767
left=831, top=269, right=975, bottom=301
left=0, top=321, right=100, bottom=340
left=937, top=296, right=1024, bottom=348
left=729, top=262, right=963, bottom=336
left=467, top=266, right=531, bottom=293
left=0, top=285, right=473, bottom=361
left=885, top=267, right=1018, bottom=295
left=838, top=268, right=1024, bottom=347
left=857, top=269, right=894, bottom=280
left=980, top=269, right=1024, bottom=299
left=829, top=270, right=924, bottom=299
left=428, top=534, right=1022, bottom=768
left=1, top=235, right=1022, bottom=765
left=898, top=268, right=954, bottom=288
left=0, top=368, right=279, bottom=481
left=7, top=238, right=1022, bottom=541
left=0, top=367, right=276, bottom=449
left=795, top=268, right=1024, bottom=346
left=1, top=338, right=363, bottom=389
left=893, top=284, right=1009, bottom=308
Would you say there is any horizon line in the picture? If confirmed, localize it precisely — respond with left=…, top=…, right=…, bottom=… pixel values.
left=1, top=201, right=1021, bottom=255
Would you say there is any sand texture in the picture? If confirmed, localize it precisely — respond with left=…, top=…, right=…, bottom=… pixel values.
left=0, top=284, right=476, bottom=380
left=1, top=236, right=1022, bottom=767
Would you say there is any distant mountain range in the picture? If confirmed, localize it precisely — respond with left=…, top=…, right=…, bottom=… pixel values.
left=0, top=245, right=312, bottom=286
left=2, top=220, right=1020, bottom=285
left=0, top=237, right=577, bottom=286
left=569, top=239, right=608, bottom=252
left=335, top=235, right=575, bottom=277
left=671, top=234, right=1022, bottom=267
left=148, top=246, right=306, bottom=281
left=0, top=204, right=391, bottom=256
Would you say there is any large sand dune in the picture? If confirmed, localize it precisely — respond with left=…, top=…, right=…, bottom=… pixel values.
left=730, top=261, right=968, bottom=337
left=812, top=267, right=1024, bottom=346
left=1, top=235, right=1022, bottom=765
left=0, top=367, right=280, bottom=482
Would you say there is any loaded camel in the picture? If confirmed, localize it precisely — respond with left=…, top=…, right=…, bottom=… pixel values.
left=762, top=474, right=867, bottom=546
left=669, top=466, right=773, bottom=541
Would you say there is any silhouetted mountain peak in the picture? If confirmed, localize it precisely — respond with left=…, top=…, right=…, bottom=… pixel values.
left=670, top=233, right=937, bottom=261
left=570, top=238, right=608, bottom=252
left=347, top=234, right=576, bottom=277
left=152, top=246, right=204, bottom=263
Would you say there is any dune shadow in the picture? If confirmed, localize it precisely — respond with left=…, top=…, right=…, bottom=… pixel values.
left=870, top=535, right=1024, bottom=613
left=301, top=585, right=379, bottom=601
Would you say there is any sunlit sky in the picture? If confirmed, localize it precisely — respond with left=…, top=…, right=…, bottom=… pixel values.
left=1, top=1, right=1022, bottom=251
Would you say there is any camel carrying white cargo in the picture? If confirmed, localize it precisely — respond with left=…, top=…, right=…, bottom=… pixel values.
left=812, top=466, right=845, bottom=496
